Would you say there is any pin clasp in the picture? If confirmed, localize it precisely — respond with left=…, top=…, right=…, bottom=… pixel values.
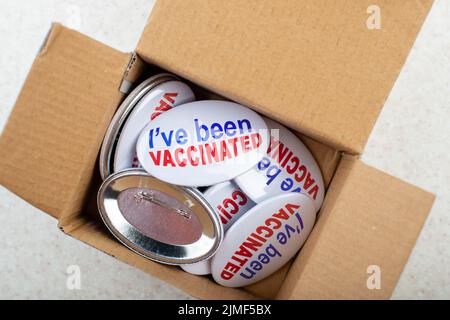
left=134, top=191, right=191, bottom=219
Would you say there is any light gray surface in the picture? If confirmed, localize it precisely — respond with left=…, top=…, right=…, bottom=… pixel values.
left=0, top=0, right=449, bottom=299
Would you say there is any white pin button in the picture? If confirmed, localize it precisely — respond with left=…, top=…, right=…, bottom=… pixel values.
left=203, top=181, right=256, bottom=232
left=234, top=117, right=324, bottom=212
left=136, top=101, right=270, bottom=187
left=114, top=80, right=195, bottom=172
left=181, top=181, right=255, bottom=275
left=211, top=193, right=316, bottom=287
left=180, top=257, right=212, bottom=275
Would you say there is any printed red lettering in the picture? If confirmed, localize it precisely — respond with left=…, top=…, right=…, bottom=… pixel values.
left=242, top=237, right=264, bottom=252
left=162, top=150, right=175, bottom=167
left=148, top=151, right=161, bottom=165
left=174, top=148, right=186, bottom=167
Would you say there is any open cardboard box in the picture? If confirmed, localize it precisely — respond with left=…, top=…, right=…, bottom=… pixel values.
left=0, top=1, right=436, bottom=299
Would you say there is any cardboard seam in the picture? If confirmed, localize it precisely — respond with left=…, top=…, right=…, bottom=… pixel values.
left=57, top=210, right=89, bottom=234
left=119, top=52, right=143, bottom=94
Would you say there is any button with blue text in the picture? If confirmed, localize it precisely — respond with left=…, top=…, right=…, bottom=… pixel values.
left=136, top=101, right=270, bottom=186
left=211, top=192, right=316, bottom=287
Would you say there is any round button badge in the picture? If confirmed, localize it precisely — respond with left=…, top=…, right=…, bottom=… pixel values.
left=136, top=101, right=270, bottom=187
left=211, top=192, right=316, bottom=287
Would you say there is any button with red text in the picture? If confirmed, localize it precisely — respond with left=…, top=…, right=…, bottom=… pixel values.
left=205, top=181, right=256, bottom=231
left=136, top=101, right=270, bottom=186
left=234, top=117, right=324, bottom=211
left=211, top=192, right=316, bottom=287
left=181, top=181, right=255, bottom=275
left=114, top=80, right=195, bottom=172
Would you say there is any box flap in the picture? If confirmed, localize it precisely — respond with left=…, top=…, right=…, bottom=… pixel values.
left=137, top=0, right=433, bottom=153
left=276, top=156, right=434, bottom=299
left=0, top=24, right=132, bottom=219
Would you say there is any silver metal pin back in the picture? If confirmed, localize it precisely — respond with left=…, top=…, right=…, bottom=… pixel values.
left=134, top=191, right=191, bottom=219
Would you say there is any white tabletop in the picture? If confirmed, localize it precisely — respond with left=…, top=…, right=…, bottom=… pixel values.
left=0, top=0, right=448, bottom=299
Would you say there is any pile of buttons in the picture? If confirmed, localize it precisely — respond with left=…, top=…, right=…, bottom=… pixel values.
left=98, top=74, right=324, bottom=287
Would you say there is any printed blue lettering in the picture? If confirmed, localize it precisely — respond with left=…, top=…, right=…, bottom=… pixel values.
left=277, top=231, right=287, bottom=245
left=265, top=244, right=281, bottom=258
left=148, top=127, right=160, bottom=149
left=266, top=165, right=282, bottom=185
left=238, top=244, right=281, bottom=281
left=295, top=212, right=304, bottom=230
left=250, top=260, right=263, bottom=271
left=175, top=129, right=188, bottom=145
left=210, top=122, right=224, bottom=139
left=161, top=130, right=174, bottom=147
left=224, top=121, right=237, bottom=136
left=284, top=224, right=297, bottom=238
left=257, top=157, right=271, bottom=171
left=194, top=119, right=209, bottom=142
left=240, top=267, right=256, bottom=279
left=258, top=253, right=270, bottom=264
left=237, top=118, right=252, bottom=133
left=281, top=178, right=293, bottom=191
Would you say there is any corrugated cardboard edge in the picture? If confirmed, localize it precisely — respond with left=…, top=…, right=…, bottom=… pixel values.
left=276, top=155, right=435, bottom=299
left=120, top=52, right=146, bottom=94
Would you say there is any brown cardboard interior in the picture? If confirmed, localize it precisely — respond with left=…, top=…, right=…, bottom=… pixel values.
left=137, top=0, right=434, bottom=154
left=0, top=7, right=435, bottom=299
left=0, top=24, right=131, bottom=220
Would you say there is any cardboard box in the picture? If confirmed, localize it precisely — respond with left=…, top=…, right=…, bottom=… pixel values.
left=0, top=0, right=435, bottom=299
